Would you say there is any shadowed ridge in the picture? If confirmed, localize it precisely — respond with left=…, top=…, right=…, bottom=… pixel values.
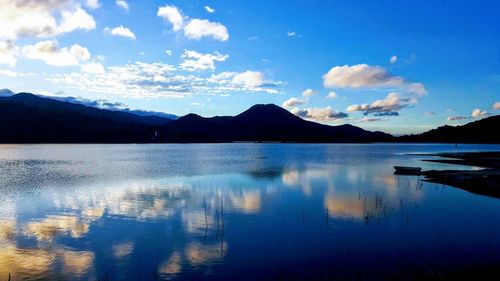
left=163, top=103, right=393, bottom=143
left=398, top=114, right=500, bottom=143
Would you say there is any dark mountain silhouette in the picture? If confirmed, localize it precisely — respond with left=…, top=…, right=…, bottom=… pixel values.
left=0, top=93, right=393, bottom=143
left=398, top=115, right=500, bottom=143
left=0, top=93, right=173, bottom=143
left=162, top=104, right=393, bottom=142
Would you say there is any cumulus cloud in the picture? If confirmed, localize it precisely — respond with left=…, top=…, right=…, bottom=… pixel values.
left=105, top=25, right=136, bottom=40
left=22, top=40, right=90, bottom=66
left=282, top=97, right=307, bottom=109
left=204, top=6, right=215, bottom=13
left=116, top=0, right=129, bottom=11
left=157, top=5, right=228, bottom=41
left=494, top=102, right=500, bottom=110
left=302, top=89, right=315, bottom=97
left=326, top=91, right=337, bottom=99
left=48, top=62, right=280, bottom=98
left=232, top=71, right=264, bottom=88
left=389, top=55, right=397, bottom=64
left=180, top=50, right=228, bottom=71
left=471, top=108, right=489, bottom=118
left=346, top=92, right=416, bottom=115
left=184, top=19, right=229, bottom=41
left=291, top=107, right=348, bottom=122
left=157, top=5, right=184, bottom=32
left=0, top=40, right=19, bottom=66
left=0, top=1, right=96, bottom=40
left=287, top=31, right=297, bottom=37
left=322, top=64, right=426, bottom=96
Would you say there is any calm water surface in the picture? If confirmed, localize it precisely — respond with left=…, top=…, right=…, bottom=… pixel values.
left=1, top=144, right=499, bottom=280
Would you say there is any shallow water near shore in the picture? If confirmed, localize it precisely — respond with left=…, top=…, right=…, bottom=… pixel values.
left=1, top=143, right=500, bottom=280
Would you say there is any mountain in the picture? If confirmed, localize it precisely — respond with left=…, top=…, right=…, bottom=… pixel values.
left=0, top=93, right=173, bottom=143
left=398, top=115, right=500, bottom=143
left=161, top=104, right=393, bottom=143
left=0, top=94, right=393, bottom=143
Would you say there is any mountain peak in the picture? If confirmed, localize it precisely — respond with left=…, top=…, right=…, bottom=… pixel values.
left=237, top=103, right=300, bottom=120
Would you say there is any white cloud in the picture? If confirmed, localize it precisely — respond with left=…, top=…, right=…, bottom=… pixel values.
left=322, top=64, right=427, bottom=96
left=58, top=7, right=96, bottom=34
left=291, top=106, right=348, bottom=122
left=165, top=49, right=173, bottom=56
left=208, top=71, right=278, bottom=93
left=232, top=71, right=264, bottom=88
left=116, top=0, right=129, bottom=11
left=287, top=31, right=297, bottom=37
left=157, top=5, right=184, bottom=32
left=346, top=92, right=416, bottom=115
left=85, top=0, right=100, bottom=9
left=389, top=55, right=397, bottom=64
left=180, top=50, right=228, bottom=71
left=302, top=89, right=315, bottom=97
left=81, top=62, right=105, bottom=74
left=157, top=5, right=229, bottom=41
left=22, top=40, right=91, bottom=66
left=0, top=69, right=30, bottom=77
left=184, top=19, right=229, bottom=41
left=326, top=91, right=337, bottom=99
left=204, top=6, right=215, bottom=13
left=49, top=62, right=280, bottom=98
left=471, top=108, right=489, bottom=118
left=0, top=1, right=96, bottom=40
left=493, top=102, right=500, bottom=110
left=105, top=25, right=136, bottom=40
left=0, top=40, right=19, bottom=67
left=282, top=97, right=306, bottom=109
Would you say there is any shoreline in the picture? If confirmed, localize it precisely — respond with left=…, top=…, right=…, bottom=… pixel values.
left=404, top=152, right=500, bottom=199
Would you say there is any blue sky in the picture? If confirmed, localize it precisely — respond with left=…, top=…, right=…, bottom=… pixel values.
left=1, top=0, right=499, bottom=134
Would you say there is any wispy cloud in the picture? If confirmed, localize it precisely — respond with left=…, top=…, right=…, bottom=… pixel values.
left=180, top=50, right=228, bottom=71
left=157, top=5, right=229, bottom=41
left=105, top=25, right=136, bottom=40
left=116, top=0, right=129, bottom=11
left=48, top=61, right=280, bottom=98
left=291, top=107, right=348, bottom=122
left=204, top=6, right=215, bottom=13
left=346, top=92, right=416, bottom=115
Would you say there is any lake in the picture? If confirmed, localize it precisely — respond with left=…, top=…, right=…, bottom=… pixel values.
left=1, top=144, right=500, bottom=280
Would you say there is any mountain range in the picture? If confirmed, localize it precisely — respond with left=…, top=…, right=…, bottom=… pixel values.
left=0, top=92, right=497, bottom=143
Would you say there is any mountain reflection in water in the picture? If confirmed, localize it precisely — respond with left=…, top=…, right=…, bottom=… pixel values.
left=0, top=144, right=499, bottom=280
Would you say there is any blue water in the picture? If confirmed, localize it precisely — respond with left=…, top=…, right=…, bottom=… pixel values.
left=0, top=144, right=499, bottom=280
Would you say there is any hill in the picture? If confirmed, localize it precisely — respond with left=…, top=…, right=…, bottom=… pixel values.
left=398, top=115, right=500, bottom=143
left=0, top=93, right=173, bottom=143
left=0, top=94, right=393, bottom=143
left=162, top=104, right=393, bottom=143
